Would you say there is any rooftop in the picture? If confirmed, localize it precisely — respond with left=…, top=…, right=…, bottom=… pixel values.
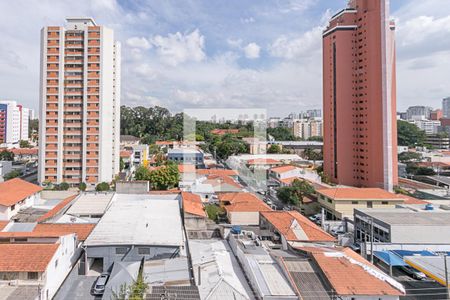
left=261, top=211, right=335, bottom=242
left=84, top=194, right=183, bottom=247
left=0, top=243, right=59, bottom=272
left=270, top=165, right=297, bottom=174
left=181, top=192, right=206, bottom=217
left=355, top=207, right=450, bottom=226
left=220, top=192, right=272, bottom=213
left=36, top=194, right=78, bottom=222
left=196, top=169, right=238, bottom=176
left=32, top=223, right=96, bottom=241
left=65, top=192, right=114, bottom=216
left=298, top=247, right=404, bottom=296
left=189, top=239, right=253, bottom=300
left=0, top=178, right=43, bottom=207
left=247, top=158, right=282, bottom=165
left=144, top=257, right=191, bottom=286
left=317, top=187, right=405, bottom=201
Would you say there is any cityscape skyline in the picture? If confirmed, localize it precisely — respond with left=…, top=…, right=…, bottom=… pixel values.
left=0, top=0, right=449, bottom=116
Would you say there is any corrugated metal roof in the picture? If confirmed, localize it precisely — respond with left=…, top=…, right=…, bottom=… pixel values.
left=84, top=194, right=183, bottom=247
left=66, top=193, right=114, bottom=216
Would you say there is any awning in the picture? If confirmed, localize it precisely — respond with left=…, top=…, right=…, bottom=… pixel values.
left=391, top=250, right=436, bottom=258
left=374, top=251, right=408, bottom=266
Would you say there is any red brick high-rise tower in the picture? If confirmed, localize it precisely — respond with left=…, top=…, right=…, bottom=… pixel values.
left=322, top=0, right=397, bottom=191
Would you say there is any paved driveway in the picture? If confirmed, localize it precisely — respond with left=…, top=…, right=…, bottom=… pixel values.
left=54, top=263, right=102, bottom=300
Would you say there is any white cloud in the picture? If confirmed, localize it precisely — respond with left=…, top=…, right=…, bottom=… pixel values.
left=243, top=43, right=260, bottom=59
left=151, top=29, right=206, bottom=66
left=269, top=26, right=322, bottom=59
left=240, top=17, right=255, bottom=24
left=399, top=15, right=450, bottom=47
left=126, top=37, right=151, bottom=49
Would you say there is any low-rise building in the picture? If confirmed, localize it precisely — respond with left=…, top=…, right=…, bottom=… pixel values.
left=0, top=178, right=43, bottom=220
left=168, top=148, right=204, bottom=167
left=354, top=205, right=450, bottom=244
left=294, top=246, right=405, bottom=299
left=316, top=188, right=406, bottom=220
left=181, top=192, right=207, bottom=232
left=84, top=194, right=185, bottom=272
left=189, top=239, right=254, bottom=300
left=219, top=192, right=272, bottom=225
left=0, top=160, right=12, bottom=178
left=0, top=234, right=77, bottom=300
left=260, top=211, right=335, bottom=250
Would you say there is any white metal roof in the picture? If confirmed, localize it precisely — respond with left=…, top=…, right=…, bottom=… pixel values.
left=66, top=193, right=114, bottom=216
left=189, top=239, right=254, bottom=300
left=84, top=194, right=183, bottom=247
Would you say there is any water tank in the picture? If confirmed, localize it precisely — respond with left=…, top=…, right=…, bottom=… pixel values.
left=425, top=204, right=434, bottom=211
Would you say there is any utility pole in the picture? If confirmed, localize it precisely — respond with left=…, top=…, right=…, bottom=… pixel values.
left=444, top=255, right=449, bottom=300
left=370, top=217, right=374, bottom=264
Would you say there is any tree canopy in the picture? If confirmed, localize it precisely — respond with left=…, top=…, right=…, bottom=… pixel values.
left=0, top=150, right=14, bottom=161
left=135, top=162, right=180, bottom=190
left=397, top=120, right=426, bottom=147
left=276, top=179, right=314, bottom=206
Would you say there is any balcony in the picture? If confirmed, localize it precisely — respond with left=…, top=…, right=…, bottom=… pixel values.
left=64, top=154, right=81, bottom=159
left=64, top=114, right=82, bottom=120
left=87, top=168, right=98, bottom=175
left=46, top=121, right=58, bottom=127
left=47, top=49, right=59, bottom=54
left=87, top=80, right=99, bottom=86
left=47, top=72, right=58, bottom=78
left=65, top=83, right=83, bottom=88
left=88, top=40, right=100, bottom=47
left=64, top=138, right=82, bottom=143
left=65, top=50, right=83, bottom=56
left=64, top=162, right=82, bottom=168
left=47, top=32, right=59, bottom=39
left=47, top=64, right=59, bottom=71
left=47, top=88, right=58, bottom=95
left=45, top=160, right=57, bottom=167
left=87, top=73, right=99, bottom=79
left=45, top=153, right=57, bottom=159
left=46, top=104, right=58, bottom=111
left=64, top=91, right=83, bottom=96
left=87, top=176, right=97, bottom=183
left=64, top=170, right=82, bottom=176
left=88, top=56, right=100, bottom=63
left=87, top=112, right=99, bottom=118
left=64, top=146, right=82, bottom=151
left=88, top=32, right=101, bottom=39
left=46, top=170, right=57, bottom=176
left=65, top=43, right=83, bottom=49
left=47, top=57, right=59, bottom=63
left=64, top=106, right=82, bottom=112
left=65, top=75, right=83, bottom=80
left=88, top=48, right=100, bottom=55
left=48, top=26, right=60, bottom=31
left=65, top=67, right=83, bottom=72
left=65, top=34, right=83, bottom=41
left=46, top=128, right=58, bottom=134
left=47, top=80, right=58, bottom=86
left=65, top=59, right=83, bottom=64
left=47, top=41, right=59, bottom=47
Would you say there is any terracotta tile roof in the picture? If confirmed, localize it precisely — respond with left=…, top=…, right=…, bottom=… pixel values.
left=32, top=223, right=96, bottom=241
left=0, top=221, right=8, bottom=231
left=279, top=176, right=298, bottom=185
left=204, top=175, right=242, bottom=189
left=270, top=165, right=297, bottom=174
left=247, top=158, right=282, bottom=165
left=0, top=178, right=43, bottom=207
left=120, top=150, right=132, bottom=158
left=398, top=194, right=429, bottom=204
left=219, top=193, right=272, bottom=212
left=317, top=188, right=405, bottom=201
left=197, top=169, right=238, bottom=176
left=261, top=211, right=334, bottom=242
left=10, top=148, right=38, bottom=155
left=210, top=129, right=239, bottom=135
left=155, top=140, right=175, bottom=145
left=36, top=194, right=79, bottom=223
left=417, top=161, right=450, bottom=168
left=181, top=192, right=206, bottom=217
left=0, top=243, right=59, bottom=272
left=178, top=164, right=196, bottom=173
left=299, top=247, right=404, bottom=296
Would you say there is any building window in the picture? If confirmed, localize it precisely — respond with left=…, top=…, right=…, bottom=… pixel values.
left=55, top=259, right=58, bottom=268
left=10, top=204, right=15, bottom=211
left=327, top=198, right=332, bottom=204
left=115, top=247, right=128, bottom=254
left=351, top=201, right=358, bottom=205
left=381, top=201, right=388, bottom=205
left=27, top=272, right=39, bottom=280
left=138, top=247, right=150, bottom=255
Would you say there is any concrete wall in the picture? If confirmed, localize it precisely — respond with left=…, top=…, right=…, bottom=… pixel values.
left=86, top=245, right=180, bottom=272
left=184, top=213, right=207, bottom=231
left=40, top=190, right=78, bottom=200
left=0, top=192, right=38, bottom=220
left=228, top=211, right=260, bottom=225
left=391, top=225, right=450, bottom=244
left=115, top=181, right=149, bottom=194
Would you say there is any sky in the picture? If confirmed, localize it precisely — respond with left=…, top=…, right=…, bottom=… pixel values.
left=0, top=0, right=449, bottom=117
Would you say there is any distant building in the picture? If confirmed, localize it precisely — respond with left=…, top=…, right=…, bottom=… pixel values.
left=354, top=205, right=450, bottom=244
left=316, top=187, right=406, bottom=220
left=167, top=148, right=204, bottom=166
left=219, top=192, right=272, bottom=225
left=405, top=106, right=432, bottom=120
left=292, top=119, right=322, bottom=140
left=411, top=119, right=440, bottom=135
left=38, top=17, right=121, bottom=186
left=425, top=134, right=450, bottom=150
left=0, top=100, right=31, bottom=145
left=430, top=109, right=443, bottom=121
left=442, top=97, right=450, bottom=118
left=322, top=0, right=398, bottom=190
left=306, top=109, right=322, bottom=118
left=268, top=117, right=281, bottom=128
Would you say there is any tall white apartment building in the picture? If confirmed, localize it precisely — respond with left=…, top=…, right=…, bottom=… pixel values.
left=0, top=100, right=31, bottom=145
left=38, top=17, right=121, bottom=186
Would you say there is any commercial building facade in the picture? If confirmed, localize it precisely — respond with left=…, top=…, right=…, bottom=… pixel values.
left=442, top=97, right=450, bottom=118
left=38, top=18, right=121, bottom=185
left=322, top=0, right=398, bottom=190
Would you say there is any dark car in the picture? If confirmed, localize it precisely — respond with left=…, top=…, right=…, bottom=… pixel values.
left=92, top=273, right=110, bottom=295
left=400, top=265, right=427, bottom=280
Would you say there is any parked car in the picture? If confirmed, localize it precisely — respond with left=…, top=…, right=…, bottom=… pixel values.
left=331, top=227, right=346, bottom=236
left=349, top=243, right=361, bottom=252
left=308, top=214, right=321, bottom=223
left=400, top=265, right=427, bottom=280
left=92, top=273, right=110, bottom=296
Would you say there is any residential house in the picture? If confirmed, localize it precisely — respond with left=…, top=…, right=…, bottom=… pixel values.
left=0, top=178, right=43, bottom=220
left=219, top=192, right=272, bottom=225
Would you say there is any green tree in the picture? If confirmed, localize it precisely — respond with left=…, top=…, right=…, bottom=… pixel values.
left=119, top=157, right=125, bottom=171
left=398, top=151, right=422, bottom=163
left=267, top=144, right=282, bottom=154
left=148, top=162, right=180, bottom=190
left=276, top=179, right=314, bottom=206
left=4, top=170, right=21, bottom=180
left=134, top=165, right=151, bottom=180
left=308, top=136, right=323, bottom=142
left=0, top=150, right=14, bottom=161
left=415, top=167, right=436, bottom=176
left=303, top=148, right=323, bottom=161
left=267, top=127, right=297, bottom=141
left=96, top=182, right=110, bottom=191
left=397, top=120, right=426, bottom=147
left=79, top=182, right=87, bottom=191
left=112, top=271, right=148, bottom=300
left=54, top=182, right=69, bottom=191
left=19, top=140, right=32, bottom=148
